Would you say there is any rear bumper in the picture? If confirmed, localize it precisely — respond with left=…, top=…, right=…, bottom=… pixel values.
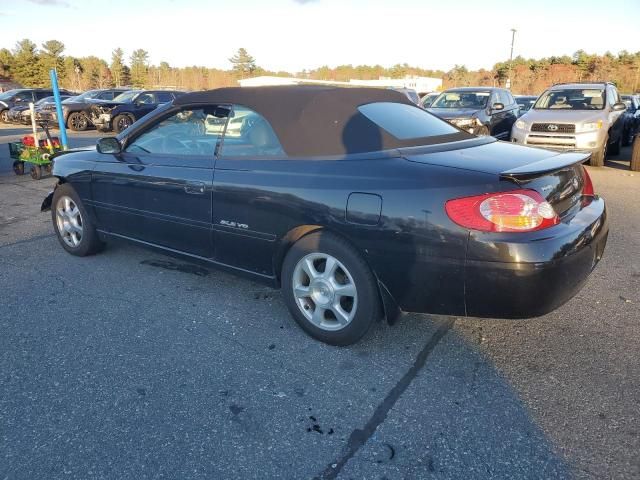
left=464, top=197, right=608, bottom=318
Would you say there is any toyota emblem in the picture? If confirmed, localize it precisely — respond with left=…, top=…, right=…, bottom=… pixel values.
left=547, top=124, right=559, bottom=131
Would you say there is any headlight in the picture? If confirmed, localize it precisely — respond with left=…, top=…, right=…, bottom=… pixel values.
left=576, top=120, right=603, bottom=133
left=515, top=120, right=527, bottom=129
left=451, top=118, right=474, bottom=127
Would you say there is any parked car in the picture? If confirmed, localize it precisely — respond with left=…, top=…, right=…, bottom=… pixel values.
left=42, top=86, right=608, bottom=346
left=515, top=95, right=537, bottom=117
left=427, top=87, right=519, bottom=139
left=0, top=88, right=74, bottom=123
left=90, top=90, right=185, bottom=133
left=420, top=92, right=439, bottom=109
left=391, top=88, right=420, bottom=105
left=7, top=95, right=72, bottom=124
left=620, top=94, right=640, bottom=146
left=37, top=88, right=131, bottom=131
left=511, top=82, right=627, bottom=166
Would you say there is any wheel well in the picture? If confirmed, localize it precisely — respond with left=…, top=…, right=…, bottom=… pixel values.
left=272, top=225, right=400, bottom=324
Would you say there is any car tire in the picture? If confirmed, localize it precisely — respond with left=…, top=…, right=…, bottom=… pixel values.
left=609, top=134, right=621, bottom=156
left=12, top=160, right=25, bottom=175
left=30, top=165, right=42, bottom=180
left=0, top=109, right=9, bottom=123
left=474, top=125, right=490, bottom=136
left=590, top=144, right=606, bottom=167
left=281, top=231, right=381, bottom=346
left=113, top=114, right=133, bottom=133
left=51, top=183, right=104, bottom=257
left=67, top=112, right=88, bottom=131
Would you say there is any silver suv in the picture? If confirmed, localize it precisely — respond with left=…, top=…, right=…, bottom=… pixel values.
left=511, top=82, right=627, bottom=166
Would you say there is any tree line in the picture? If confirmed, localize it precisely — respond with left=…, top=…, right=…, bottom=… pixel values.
left=1, top=39, right=639, bottom=94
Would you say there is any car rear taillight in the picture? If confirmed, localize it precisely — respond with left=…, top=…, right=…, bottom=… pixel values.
left=582, top=166, right=594, bottom=196
left=445, top=189, right=559, bottom=233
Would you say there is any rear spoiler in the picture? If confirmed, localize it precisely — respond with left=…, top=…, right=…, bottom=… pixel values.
left=500, top=152, right=590, bottom=181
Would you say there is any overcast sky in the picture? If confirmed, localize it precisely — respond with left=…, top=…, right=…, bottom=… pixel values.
left=1, top=0, right=639, bottom=73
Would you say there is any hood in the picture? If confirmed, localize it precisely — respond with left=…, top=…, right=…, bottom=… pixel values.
left=11, top=105, right=30, bottom=112
left=520, top=109, right=605, bottom=124
left=426, top=107, right=483, bottom=119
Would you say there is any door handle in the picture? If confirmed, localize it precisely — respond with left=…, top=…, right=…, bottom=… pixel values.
left=184, top=181, right=206, bottom=194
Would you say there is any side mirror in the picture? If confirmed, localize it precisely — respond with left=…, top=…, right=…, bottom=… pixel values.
left=612, top=102, right=627, bottom=111
left=97, top=137, right=122, bottom=154
left=492, top=102, right=505, bottom=111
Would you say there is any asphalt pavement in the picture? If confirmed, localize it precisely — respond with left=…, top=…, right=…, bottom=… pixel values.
left=0, top=124, right=638, bottom=479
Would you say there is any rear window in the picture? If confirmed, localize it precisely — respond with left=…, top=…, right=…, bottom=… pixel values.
left=358, top=102, right=458, bottom=140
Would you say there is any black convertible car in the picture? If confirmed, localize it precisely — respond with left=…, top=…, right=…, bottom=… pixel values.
left=42, top=86, right=608, bottom=345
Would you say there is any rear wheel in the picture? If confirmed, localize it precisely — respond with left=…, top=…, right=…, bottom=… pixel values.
left=12, top=160, right=24, bottom=175
left=113, top=114, right=133, bottom=133
left=0, top=109, right=9, bottom=123
left=52, top=183, right=104, bottom=256
left=67, top=112, right=88, bottom=131
left=281, top=232, right=381, bottom=346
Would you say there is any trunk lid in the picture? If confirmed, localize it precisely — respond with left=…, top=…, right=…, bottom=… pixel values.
left=402, top=140, right=590, bottom=217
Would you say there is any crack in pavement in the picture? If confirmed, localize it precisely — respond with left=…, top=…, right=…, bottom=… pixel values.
left=316, top=317, right=455, bottom=479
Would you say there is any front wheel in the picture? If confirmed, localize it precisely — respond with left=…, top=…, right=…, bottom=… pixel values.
left=67, top=112, right=88, bottom=131
left=51, top=183, right=104, bottom=256
left=0, top=109, right=9, bottom=123
left=30, top=165, right=42, bottom=180
left=113, top=114, right=133, bottom=133
left=281, top=232, right=381, bottom=346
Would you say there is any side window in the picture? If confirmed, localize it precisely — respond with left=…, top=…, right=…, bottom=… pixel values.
left=136, top=93, right=156, bottom=105
left=126, top=107, right=227, bottom=157
left=99, top=91, right=116, bottom=100
left=607, top=87, right=618, bottom=106
left=156, top=92, right=174, bottom=103
left=219, top=106, right=285, bottom=158
left=34, top=91, right=51, bottom=100
left=498, top=91, right=510, bottom=106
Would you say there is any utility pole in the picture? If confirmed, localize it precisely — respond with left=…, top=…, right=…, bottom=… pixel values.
left=507, top=28, right=516, bottom=89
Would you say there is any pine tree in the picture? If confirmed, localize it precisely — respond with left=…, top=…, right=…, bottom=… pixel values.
left=12, top=39, right=44, bottom=87
left=229, top=48, right=257, bottom=78
left=130, top=49, right=149, bottom=87
left=111, top=48, right=126, bottom=87
left=40, top=39, right=66, bottom=83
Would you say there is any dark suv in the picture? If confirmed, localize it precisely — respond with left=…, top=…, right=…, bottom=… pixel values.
left=38, top=88, right=131, bottom=131
left=621, top=94, right=640, bottom=146
left=0, top=88, right=74, bottom=123
left=90, top=90, right=185, bottom=133
left=426, top=87, right=519, bottom=139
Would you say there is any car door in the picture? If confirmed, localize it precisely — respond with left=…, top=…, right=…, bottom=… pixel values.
left=91, top=106, right=225, bottom=258
left=132, top=92, right=159, bottom=119
left=607, top=86, right=624, bottom=143
left=488, top=92, right=506, bottom=137
left=212, top=105, right=289, bottom=276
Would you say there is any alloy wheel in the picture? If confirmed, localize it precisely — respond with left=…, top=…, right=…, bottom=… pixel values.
left=55, top=195, right=83, bottom=248
left=118, top=117, right=131, bottom=131
left=292, top=253, right=357, bottom=331
left=70, top=114, right=87, bottom=130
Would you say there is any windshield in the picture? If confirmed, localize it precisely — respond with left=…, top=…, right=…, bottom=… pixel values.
left=431, top=91, right=490, bottom=109
left=63, top=96, right=79, bottom=104
left=71, top=90, right=102, bottom=101
left=0, top=89, right=21, bottom=100
left=534, top=88, right=605, bottom=110
left=516, top=98, right=536, bottom=111
left=113, top=91, right=141, bottom=103
left=421, top=93, right=439, bottom=108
